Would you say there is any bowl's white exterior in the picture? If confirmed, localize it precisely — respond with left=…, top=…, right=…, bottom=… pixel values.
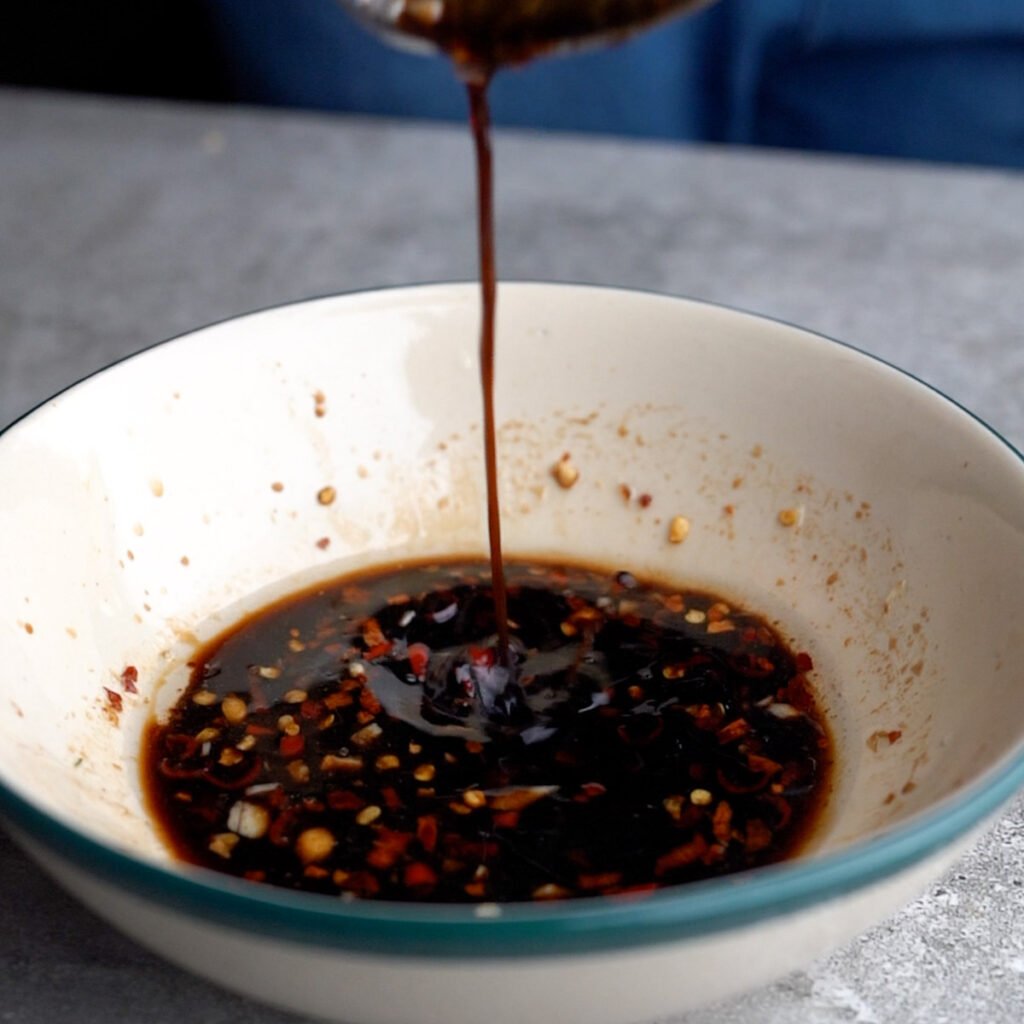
left=14, top=827, right=974, bottom=1019
left=13, top=829, right=975, bottom=1024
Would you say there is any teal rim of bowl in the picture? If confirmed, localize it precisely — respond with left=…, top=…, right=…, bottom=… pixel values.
left=3, top=750, right=1022, bottom=959
left=2, top=283, right=1024, bottom=960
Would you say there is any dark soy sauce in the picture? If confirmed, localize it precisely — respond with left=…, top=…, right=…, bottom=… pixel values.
left=379, top=0, right=715, bottom=668
left=145, top=560, right=832, bottom=902
left=466, top=74, right=510, bottom=665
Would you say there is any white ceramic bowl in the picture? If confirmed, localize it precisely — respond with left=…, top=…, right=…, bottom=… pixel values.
left=2, top=283, right=1024, bottom=1024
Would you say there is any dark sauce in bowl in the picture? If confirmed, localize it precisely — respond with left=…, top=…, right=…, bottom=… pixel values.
left=144, top=559, right=831, bottom=903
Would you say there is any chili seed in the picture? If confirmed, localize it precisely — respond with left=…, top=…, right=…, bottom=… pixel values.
left=532, top=883, right=571, bottom=900
left=552, top=453, right=580, bottom=489
left=209, top=833, right=239, bottom=859
left=668, top=515, right=690, bottom=544
left=355, top=805, right=382, bottom=826
left=663, top=794, right=686, bottom=820
left=321, top=754, right=364, bottom=773
left=351, top=723, right=383, bottom=748
left=296, top=827, right=336, bottom=864
left=778, top=507, right=802, bottom=527
left=221, top=695, right=248, bottom=724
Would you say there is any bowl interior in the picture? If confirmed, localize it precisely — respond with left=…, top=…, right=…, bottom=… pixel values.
left=2, top=282, right=1024, bottom=875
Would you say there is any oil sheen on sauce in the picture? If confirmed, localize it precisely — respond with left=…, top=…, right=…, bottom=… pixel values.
left=145, top=560, right=832, bottom=902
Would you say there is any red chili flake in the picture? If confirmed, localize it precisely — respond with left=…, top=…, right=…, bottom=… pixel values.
left=716, top=719, right=751, bottom=744
left=609, top=882, right=659, bottom=900
left=299, top=699, right=322, bottom=720
left=245, top=723, right=276, bottom=736
left=578, top=871, right=623, bottom=891
left=407, top=642, right=431, bottom=678
left=468, top=645, right=494, bottom=668
left=269, top=809, right=298, bottom=847
left=327, top=790, right=366, bottom=811
left=764, top=793, right=793, bottom=830
left=103, top=687, right=123, bottom=712
left=380, top=785, right=402, bottom=811
left=702, top=843, right=726, bottom=866
left=243, top=870, right=267, bottom=883
left=201, top=759, right=263, bottom=790
left=712, top=801, right=733, bottom=844
left=745, top=819, right=774, bottom=853
left=367, top=828, right=413, bottom=869
left=416, top=815, right=439, bottom=853
left=359, top=688, right=383, bottom=715
left=444, top=836, right=499, bottom=860
left=343, top=870, right=381, bottom=897
left=493, top=810, right=521, bottom=829
left=315, top=537, right=331, bottom=550
left=120, top=666, right=139, bottom=693
left=746, top=754, right=782, bottom=776
left=795, top=651, right=814, bottom=673
left=362, top=617, right=387, bottom=648
left=638, top=493, right=653, bottom=508
left=324, top=692, right=353, bottom=710
left=364, top=641, right=393, bottom=661
left=157, top=759, right=204, bottom=781
left=279, top=734, right=305, bottom=758
left=404, top=862, right=438, bottom=888
left=654, top=834, right=709, bottom=876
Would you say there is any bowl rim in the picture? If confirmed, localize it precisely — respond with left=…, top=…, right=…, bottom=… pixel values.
left=3, top=281, right=1024, bottom=959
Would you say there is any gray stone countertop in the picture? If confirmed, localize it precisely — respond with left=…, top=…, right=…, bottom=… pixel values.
left=1, top=87, right=1023, bottom=1023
